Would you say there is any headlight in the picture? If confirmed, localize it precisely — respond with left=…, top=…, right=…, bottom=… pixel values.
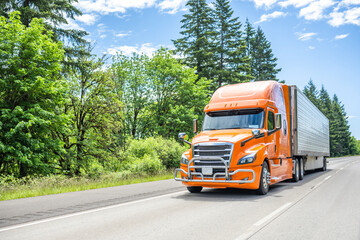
left=180, top=154, right=189, bottom=165
left=238, top=152, right=257, bottom=165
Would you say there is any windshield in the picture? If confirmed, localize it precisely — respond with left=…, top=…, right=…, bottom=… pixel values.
left=202, top=109, right=264, bottom=131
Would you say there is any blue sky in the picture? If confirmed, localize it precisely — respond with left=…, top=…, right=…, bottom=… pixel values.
left=66, top=0, right=360, bottom=139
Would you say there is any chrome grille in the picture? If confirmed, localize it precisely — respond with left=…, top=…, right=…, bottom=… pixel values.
left=192, top=143, right=233, bottom=176
left=193, top=143, right=233, bottom=161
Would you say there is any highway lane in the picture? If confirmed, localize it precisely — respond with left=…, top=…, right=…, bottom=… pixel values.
left=0, top=156, right=359, bottom=240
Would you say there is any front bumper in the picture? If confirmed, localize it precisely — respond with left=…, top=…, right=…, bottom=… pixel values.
left=174, top=157, right=256, bottom=184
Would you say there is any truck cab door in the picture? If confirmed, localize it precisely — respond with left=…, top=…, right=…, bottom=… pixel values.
left=266, top=108, right=282, bottom=181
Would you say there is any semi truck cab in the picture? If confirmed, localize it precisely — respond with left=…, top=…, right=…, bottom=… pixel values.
left=174, top=81, right=329, bottom=195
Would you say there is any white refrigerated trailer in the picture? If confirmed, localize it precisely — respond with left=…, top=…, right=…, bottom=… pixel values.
left=290, top=86, right=330, bottom=172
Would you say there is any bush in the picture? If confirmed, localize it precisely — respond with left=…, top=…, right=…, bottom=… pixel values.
left=125, top=136, right=187, bottom=170
left=129, top=154, right=165, bottom=175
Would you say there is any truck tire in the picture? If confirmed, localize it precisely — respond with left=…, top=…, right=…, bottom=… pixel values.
left=187, top=186, right=203, bottom=193
left=321, top=157, right=327, bottom=171
left=299, top=158, right=304, bottom=180
left=292, top=159, right=299, bottom=182
left=257, top=161, right=270, bottom=195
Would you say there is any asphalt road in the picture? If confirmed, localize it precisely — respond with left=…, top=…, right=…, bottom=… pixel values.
left=0, top=156, right=359, bottom=240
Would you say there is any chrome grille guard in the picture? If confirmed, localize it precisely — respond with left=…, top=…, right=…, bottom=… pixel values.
left=174, top=157, right=255, bottom=184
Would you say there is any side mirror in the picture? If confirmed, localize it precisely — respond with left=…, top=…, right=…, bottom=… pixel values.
left=275, top=113, right=282, bottom=129
left=252, top=129, right=260, bottom=136
left=193, top=119, right=198, bottom=134
left=178, top=132, right=187, bottom=140
left=178, top=132, right=191, bottom=146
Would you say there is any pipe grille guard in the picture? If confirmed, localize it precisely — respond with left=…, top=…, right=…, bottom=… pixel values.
left=174, top=157, right=255, bottom=184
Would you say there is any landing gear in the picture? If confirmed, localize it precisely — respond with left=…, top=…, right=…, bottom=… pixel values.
left=321, top=157, right=327, bottom=171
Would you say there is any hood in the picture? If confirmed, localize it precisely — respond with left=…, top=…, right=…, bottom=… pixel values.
left=192, top=129, right=254, bottom=145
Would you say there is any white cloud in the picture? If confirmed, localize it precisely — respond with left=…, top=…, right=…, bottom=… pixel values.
left=278, top=0, right=314, bottom=8
left=106, top=43, right=157, bottom=57
left=308, top=45, right=316, bottom=50
left=251, top=0, right=360, bottom=27
left=158, top=0, right=187, bottom=14
left=252, top=0, right=278, bottom=8
left=296, top=32, right=317, bottom=41
left=75, top=13, right=98, bottom=25
left=116, top=33, right=129, bottom=38
left=328, top=7, right=360, bottom=26
left=75, top=0, right=157, bottom=14
left=299, top=0, right=336, bottom=20
left=335, top=33, right=349, bottom=39
left=100, top=34, right=107, bottom=39
left=342, top=0, right=360, bottom=5
left=256, top=11, right=288, bottom=23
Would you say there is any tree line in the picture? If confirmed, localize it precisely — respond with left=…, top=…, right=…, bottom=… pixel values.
left=0, top=0, right=357, bottom=178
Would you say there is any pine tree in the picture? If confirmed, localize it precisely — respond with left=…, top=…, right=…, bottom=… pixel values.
left=331, top=95, right=352, bottom=156
left=303, top=79, right=320, bottom=108
left=250, top=26, right=281, bottom=81
left=173, top=0, right=215, bottom=81
left=212, top=0, right=251, bottom=87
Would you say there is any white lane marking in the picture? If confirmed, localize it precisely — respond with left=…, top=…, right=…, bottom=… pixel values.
left=0, top=190, right=187, bottom=233
left=235, top=202, right=292, bottom=240
left=254, top=202, right=292, bottom=226
left=311, top=175, right=332, bottom=189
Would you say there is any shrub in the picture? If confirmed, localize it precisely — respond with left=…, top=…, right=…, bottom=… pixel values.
left=129, top=154, right=165, bottom=174
left=125, top=136, right=186, bottom=170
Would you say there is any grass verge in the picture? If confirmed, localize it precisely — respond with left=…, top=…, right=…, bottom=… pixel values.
left=0, top=170, right=174, bottom=201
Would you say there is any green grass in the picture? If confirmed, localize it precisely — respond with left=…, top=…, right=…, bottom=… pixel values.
left=0, top=171, right=174, bottom=201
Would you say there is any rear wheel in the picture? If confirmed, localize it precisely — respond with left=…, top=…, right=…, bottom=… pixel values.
left=257, top=161, right=270, bottom=195
left=187, top=186, right=203, bottom=193
left=299, top=158, right=304, bottom=180
left=292, top=159, right=299, bottom=182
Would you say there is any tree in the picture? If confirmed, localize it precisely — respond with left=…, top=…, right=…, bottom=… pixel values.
left=112, top=49, right=211, bottom=140
left=249, top=26, right=281, bottom=81
left=57, top=53, right=122, bottom=175
left=145, top=49, right=210, bottom=139
left=212, top=0, right=251, bottom=87
left=173, top=0, right=215, bottom=81
left=303, top=79, right=320, bottom=108
left=0, top=0, right=89, bottom=70
left=111, top=53, right=150, bottom=139
left=0, top=12, right=66, bottom=177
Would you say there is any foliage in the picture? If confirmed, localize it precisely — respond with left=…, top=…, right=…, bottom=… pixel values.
left=112, top=49, right=211, bottom=140
left=212, top=0, right=251, bottom=87
left=173, top=0, right=215, bottom=81
left=124, top=136, right=187, bottom=170
left=0, top=12, right=66, bottom=177
left=248, top=26, right=281, bottom=81
left=56, top=52, right=122, bottom=176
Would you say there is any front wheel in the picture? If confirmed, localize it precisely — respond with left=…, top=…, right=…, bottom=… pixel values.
left=187, top=186, right=203, bottom=193
left=257, top=161, right=270, bottom=195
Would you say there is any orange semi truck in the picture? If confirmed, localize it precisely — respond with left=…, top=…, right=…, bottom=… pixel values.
left=174, top=81, right=330, bottom=195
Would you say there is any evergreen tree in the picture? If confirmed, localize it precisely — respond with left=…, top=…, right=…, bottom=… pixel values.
left=250, top=26, right=281, bottom=81
left=303, top=79, right=320, bottom=108
left=331, top=95, right=352, bottom=156
left=173, top=0, right=215, bottom=81
left=212, top=0, right=251, bottom=87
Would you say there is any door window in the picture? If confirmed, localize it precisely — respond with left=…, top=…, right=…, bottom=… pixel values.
left=267, top=110, right=275, bottom=130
